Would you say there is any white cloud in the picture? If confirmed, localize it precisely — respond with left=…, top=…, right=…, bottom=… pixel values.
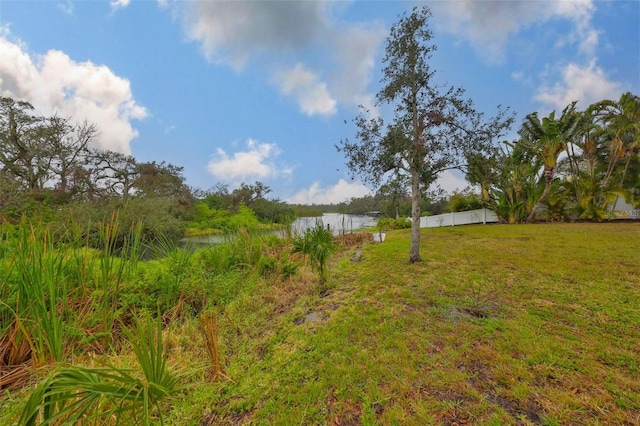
left=0, top=32, right=147, bottom=154
left=56, top=1, right=74, bottom=16
left=432, top=1, right=624, bottom=118
left=435, top=170, right=470, bottom=195
left=274, top=64, right=336, bottom=116
left=207, top=139, right=292, bottom=182
left=329, top=23, right=386, bottom=114
left=534, top=61, right=622, bottom=111
left=183, top=0, right=329, bottom=69
left=511, top=71, right=524, bottom=81
left=286, top=179, right=371, bottom=205
left=431, top=0, right=596, bottom=61
left=554, top=0, right=599, bottom=57
left=175, top=1, right=382, bottom=115
left=286, top=171, right=470, bottom=205
left=578, top=27, right=600, bottom=57
left=110, top=0, right=131, bottom=11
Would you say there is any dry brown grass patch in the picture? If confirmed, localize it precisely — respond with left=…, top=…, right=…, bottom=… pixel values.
left=333, top=232, right=373, bottom=247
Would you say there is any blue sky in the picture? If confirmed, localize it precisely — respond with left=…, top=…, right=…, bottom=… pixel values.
left=1, top=0, right=638, bottom=204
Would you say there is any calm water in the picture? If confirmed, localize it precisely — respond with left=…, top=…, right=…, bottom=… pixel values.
left=181, top=213, right=377, bottom=245
left=289, top=213, right=377, bottom=235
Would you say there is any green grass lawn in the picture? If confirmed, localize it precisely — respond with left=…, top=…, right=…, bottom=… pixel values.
left=174, top=222, right=640, bottom=425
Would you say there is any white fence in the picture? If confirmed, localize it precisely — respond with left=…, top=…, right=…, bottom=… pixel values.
left=419, top=208, right=498, bottom=228
left=615, top=209, right=640, bottom=219
left=612, top=197, right=640, bottom=219
left=413, top=205, right=638, bottom=228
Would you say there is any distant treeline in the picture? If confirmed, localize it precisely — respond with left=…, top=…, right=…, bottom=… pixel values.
left=289, top=193, right=452, bottom=218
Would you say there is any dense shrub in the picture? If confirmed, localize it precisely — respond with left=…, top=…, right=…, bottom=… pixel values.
left=448, top=191, right=483, bottom=212
left=53, top=197, right=188, bottom=247
left=377, top=217, right=411, bottom=230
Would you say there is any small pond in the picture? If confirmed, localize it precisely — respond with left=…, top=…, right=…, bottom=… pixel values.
left=180, top=213, right=378, bottom=245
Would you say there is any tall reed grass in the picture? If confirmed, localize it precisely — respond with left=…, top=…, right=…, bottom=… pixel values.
left=151, top=233, right=195, bottom=309
left=0, top=215, right=142, bottom=390
left=195, top=228, right=277, bottom=274
left=2, top=219, right=305, bottom=422
left=5, top=223, right=68, bottom=367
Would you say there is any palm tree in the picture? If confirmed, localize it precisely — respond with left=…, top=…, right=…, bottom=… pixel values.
left=20, top=314, right=181, bottom=426
left=519, top=102, right=583, bottom=222
left=594, top=92, right=640, bottom=194
left=292, top=224, right=337, bottom=285
left=565, top=93, right=640, bottom=219
left=465, top=139, right=543, bottom=224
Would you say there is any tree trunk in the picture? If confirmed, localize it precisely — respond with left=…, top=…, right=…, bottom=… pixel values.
left=409, top=169, right=422, bottom=263
left=525, top=166, right=554, bottom=223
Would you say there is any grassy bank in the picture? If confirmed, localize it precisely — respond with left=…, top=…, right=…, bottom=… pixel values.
left=2, top=223, right=639, bottom=425
left=180, top=223, right=640, bottom=425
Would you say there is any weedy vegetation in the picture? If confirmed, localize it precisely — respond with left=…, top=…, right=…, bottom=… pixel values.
left=1, top=221, right=639, bottom=425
